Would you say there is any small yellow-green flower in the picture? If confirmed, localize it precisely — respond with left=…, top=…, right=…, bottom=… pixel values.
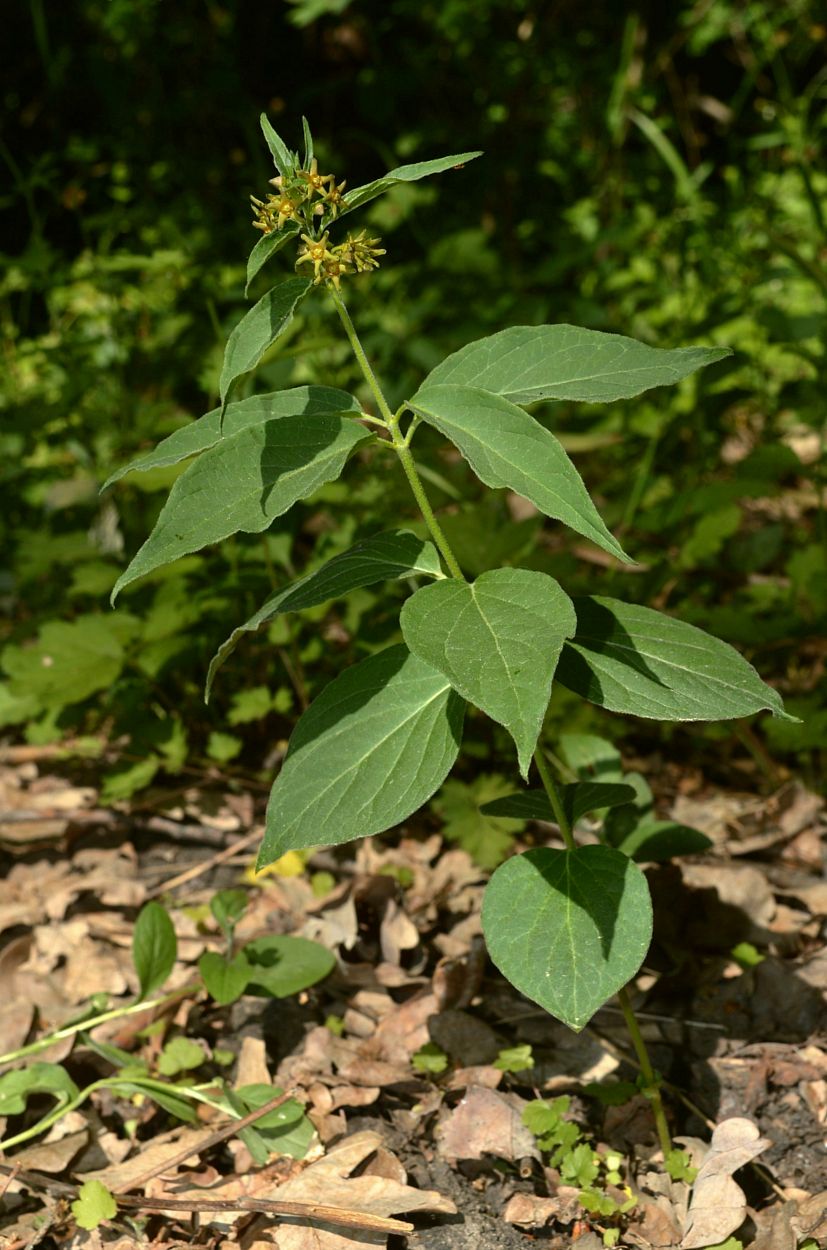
left=298, top=158, right=334, bottom=199
left=296, top=232, right=336, bottom=281
left=320, top=177, right=347, bottom=218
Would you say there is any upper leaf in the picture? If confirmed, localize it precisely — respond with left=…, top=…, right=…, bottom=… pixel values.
left=400, top=569, right=576, bottom=778
left=258, top=644, right=465, bottom=866
left=103, top=386, right=361, bottom=489
left=246, top=222, right=301, bottom=295
left=342, top=150, right=483, bottom=215
left=556, top=596, right=795, bottom=722
left=111, top=415, right=371, bottom=600
left=219, top=277, right=311, bottom=402
left=420, top=324, right=731, bottom=406
left=207, top=529, right=443, bottom=698
left=481, top=781, right=637, bottom=826
left=482, top=845, right=653, bottom=1031
left=260, top=114, right=295, bottom=177
left=409, top=384, right=631, bottom=563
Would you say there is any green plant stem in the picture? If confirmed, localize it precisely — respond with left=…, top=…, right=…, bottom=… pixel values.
left=533, top=748, right=576, bottom=851
left=329, top=285, right=465, bottom=581
left=617, top=986, right=672, bottom=1159
left=0, top=1076, right=232, bottom=1152
left=0, top=985, right=198, bottom=1067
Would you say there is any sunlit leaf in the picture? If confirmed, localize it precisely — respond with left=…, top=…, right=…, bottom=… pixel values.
left=421, top=324, right=731, bottom=405
left=409, top=385, right=630, bottom=563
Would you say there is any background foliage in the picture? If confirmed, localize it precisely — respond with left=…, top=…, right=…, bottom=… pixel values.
left=2, top=0, right=825, bottom=803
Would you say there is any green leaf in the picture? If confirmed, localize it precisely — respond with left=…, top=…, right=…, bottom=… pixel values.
left=157, top=1036, right=206, bottom=1076
left=103, top=387, right=361, bottom=488
left=0, top=1063, right=79, bottom=1118
left=260, top=114, right=295, bottom=177
left=72, top=1180, right=117, bottom=1230
left=259, top=644, right=465, bottom=865
left=342, top=150, right=483, bottom=215
left=301, top=116, right=314, bottom=166
left=482, top=845, right=653, bottom=1031
left=132, top=901, right=177, bottom=1000
left=219, top=277, right=311, bottom=402
left=494, top=1043, right=534, bottom=1072
left=560, top=733, right=623, bottom=781
left=401, top=568, right=576, bottom=777
left=207, top=529, right=443, bottom=698
left=112, top=416, right=371, bottom=600
left=1, top=615, right=125, bottom=710
left=112, top=1079, right=197, bottom=1123
left=242, top=935, right=335, bottom=997
left=234, top=1083, right=314, bottom=1160
left=210, top=888, right=249, bottom=934
left=412, top=1042, right=450, bottom=1074
left=481, top=781, right=637, bottom=826
left=409, top=385, right=630, bottom=563
left=433, top=773, right=525, bottom=869
left=615, top=820, right=713, bottom=862
left=556, top=596, right=794, bottom=722
left=421, top=324, right=731, bottom=406
left=199, top=951, right=252, bottom=1005
left=246, top=223, right=301, bottom=296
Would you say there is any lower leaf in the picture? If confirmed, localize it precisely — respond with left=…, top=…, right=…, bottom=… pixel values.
left=259, top=644, right=465, bottom=866
left=481, top=845, right=653, bottom=1031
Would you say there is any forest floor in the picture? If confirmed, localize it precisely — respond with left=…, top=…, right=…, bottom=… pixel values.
left=0, top=744, right=825, bottom=1250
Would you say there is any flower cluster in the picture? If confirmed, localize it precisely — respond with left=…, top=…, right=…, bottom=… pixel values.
left=251, top=157, right=385, bottom=287
left=251, top=158, right=346, bottom=236
left=296, top=230, right=386, bottom=289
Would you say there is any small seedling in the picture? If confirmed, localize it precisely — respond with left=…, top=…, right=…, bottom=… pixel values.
left=106, top=116, right=796, bottom=1162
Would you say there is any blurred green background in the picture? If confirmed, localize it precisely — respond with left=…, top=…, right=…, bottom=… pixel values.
left=2, top=0, right=825, bottom=803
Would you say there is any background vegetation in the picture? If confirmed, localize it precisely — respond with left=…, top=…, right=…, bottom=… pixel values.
left=2, top=0, right=825, bottom=807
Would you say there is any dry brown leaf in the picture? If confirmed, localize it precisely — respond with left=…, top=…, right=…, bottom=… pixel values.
left=791, top=1188, right=827, bottom=1244
left=378, top=898, right=418, bottom=965
left=270, top=1129, right=455, bottom=1250
left=436, top=1086, right=539, bottom=1164
left=503, top=1189, right=580, bottom=1227
left=82, top=1125, right=217, bottom=1192
left=428, top=1008, right=499, bottom=1066
left=681, top=1117, right=770, bottom=1249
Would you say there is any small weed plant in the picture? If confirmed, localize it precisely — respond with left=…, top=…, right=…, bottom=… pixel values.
left=105, top=118, right=794, bottom=1159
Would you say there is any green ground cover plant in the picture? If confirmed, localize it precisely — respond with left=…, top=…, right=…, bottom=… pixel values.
left=104, top=117, right=796, bottom=1162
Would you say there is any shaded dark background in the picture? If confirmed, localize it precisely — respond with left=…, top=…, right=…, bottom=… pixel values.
left=1, top=0, right=824, bottom=790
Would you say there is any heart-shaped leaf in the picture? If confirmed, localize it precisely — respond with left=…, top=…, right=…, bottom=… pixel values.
left=482, top=845, right=653, bottom=1031
left=401, top=569, right=576, bottom=777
